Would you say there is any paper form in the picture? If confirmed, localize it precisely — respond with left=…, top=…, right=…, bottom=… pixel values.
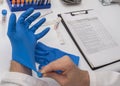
left=61, top=13, right=120, bottom=68
left=67, top=17, right=117, bottom=54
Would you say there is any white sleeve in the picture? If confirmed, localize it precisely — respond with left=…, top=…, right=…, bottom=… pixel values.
left=0, top=72, right=48, bottom=86
left=89, top=71, right=120, bottom=86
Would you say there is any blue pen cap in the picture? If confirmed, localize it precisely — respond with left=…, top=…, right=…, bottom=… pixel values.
left=2, top=9, right=7, bottom=16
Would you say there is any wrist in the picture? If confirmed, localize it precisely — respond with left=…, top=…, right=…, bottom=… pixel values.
left=10, top=60, right=32, bottom=76
left=79, top=70, right=90, bottom=86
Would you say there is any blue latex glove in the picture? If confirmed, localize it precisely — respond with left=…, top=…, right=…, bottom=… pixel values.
left=7, top=8, right=50, bottom=76
left=35, top=42, right=79, bottom=71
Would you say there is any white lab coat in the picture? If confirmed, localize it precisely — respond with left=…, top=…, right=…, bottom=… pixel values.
left=0, top=71, right=120, bottom=86
left=0, top=72, right=48, bottom=86
left=89, top=71, right=120, bottom=86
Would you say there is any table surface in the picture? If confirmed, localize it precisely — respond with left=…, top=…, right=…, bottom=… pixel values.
left=0, top=0, right=120, bottom=85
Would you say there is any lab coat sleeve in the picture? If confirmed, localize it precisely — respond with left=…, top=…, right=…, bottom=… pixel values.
left=89, top=71, right=120, bottom=86
left=0, top=72, right=48, bottom=86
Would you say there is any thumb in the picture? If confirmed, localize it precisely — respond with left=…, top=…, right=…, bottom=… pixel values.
left=7, top=13, right=16, bottom=36
left=43, top=72, right=66, bottom=85
left=41, top=56, right=73, bottom=74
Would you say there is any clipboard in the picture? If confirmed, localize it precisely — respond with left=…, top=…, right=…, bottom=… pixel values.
left=58, top=9, right=120, bottom=70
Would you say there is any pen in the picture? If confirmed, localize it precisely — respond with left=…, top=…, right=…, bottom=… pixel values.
left=31, top=10, right=53, bottom=26
left=112, top=0, right=120, bottom=3
left=40, top=10, right=53, bottom=18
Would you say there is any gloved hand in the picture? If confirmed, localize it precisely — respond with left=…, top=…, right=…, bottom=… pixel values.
left=7, top=8, right=50, bottom=76
left=35, top=42, right=79, bottom=72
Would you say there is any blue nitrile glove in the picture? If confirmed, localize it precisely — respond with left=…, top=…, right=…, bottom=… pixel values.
left=7, top=8, right=50, bottom=77
left=35, top=42, right=79, bottom=72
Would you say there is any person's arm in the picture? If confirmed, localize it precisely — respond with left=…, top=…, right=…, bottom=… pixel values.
left=0, top=61, right=48, bottom=86
left=10, top=61, right=32, bottom=75
left=41, top=56, right=120, bottom=86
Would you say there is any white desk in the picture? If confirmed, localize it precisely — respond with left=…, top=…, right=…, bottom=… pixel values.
left=0, top=0, right=120, bottom=85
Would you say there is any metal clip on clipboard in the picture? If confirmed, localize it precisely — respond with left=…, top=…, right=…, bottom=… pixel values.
left=64, top=9, right=93, bottom=16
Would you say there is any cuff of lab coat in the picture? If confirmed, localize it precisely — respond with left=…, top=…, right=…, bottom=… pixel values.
left=88, top=71, right=96, bottom=86
left=1, top=72, right=48, bottom=86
